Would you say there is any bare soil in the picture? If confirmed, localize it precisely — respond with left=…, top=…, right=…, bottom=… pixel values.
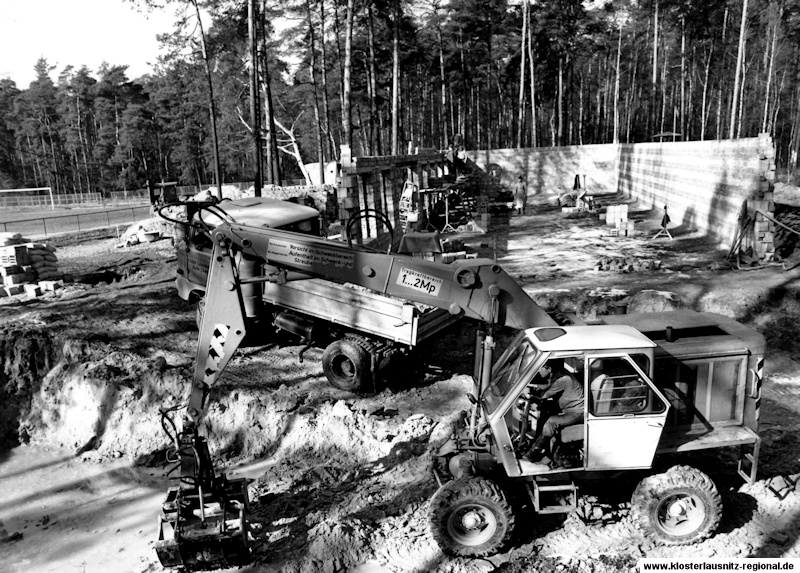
left=3, top=194, right=800, bottom=573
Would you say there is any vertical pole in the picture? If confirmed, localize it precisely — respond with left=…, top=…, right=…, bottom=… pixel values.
left=730, top=0, right=748, bottom=139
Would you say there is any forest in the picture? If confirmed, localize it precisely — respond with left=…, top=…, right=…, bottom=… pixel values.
left=0, top=0, right=799, bottom=197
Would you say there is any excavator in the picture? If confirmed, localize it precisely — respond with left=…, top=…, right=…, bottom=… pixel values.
left=155, top=219, right=765, bottom=567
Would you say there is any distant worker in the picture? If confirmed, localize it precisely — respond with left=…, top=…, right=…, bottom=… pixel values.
left=523, top=358, right=584, bottom=462
left=513, top=175, right=528, bottom=215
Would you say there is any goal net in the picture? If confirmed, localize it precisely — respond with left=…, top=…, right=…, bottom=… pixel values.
left=0, top=187, right=54, bottom=210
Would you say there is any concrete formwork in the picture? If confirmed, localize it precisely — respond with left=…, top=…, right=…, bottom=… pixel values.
left=337, top=146, right=451, bottom=249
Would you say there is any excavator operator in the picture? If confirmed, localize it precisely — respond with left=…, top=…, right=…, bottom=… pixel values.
left=523, top=358, right=584, bottom=462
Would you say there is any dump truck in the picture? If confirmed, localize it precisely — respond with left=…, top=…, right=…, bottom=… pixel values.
left=155, top=220, right=764, bottom=568
left=167, top=196, right=461, bottom=391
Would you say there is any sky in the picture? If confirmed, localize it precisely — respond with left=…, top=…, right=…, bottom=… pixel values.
left=0, top=0, right=179, bottom=88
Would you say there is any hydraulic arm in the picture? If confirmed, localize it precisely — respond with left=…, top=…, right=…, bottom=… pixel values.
left=156, top=221, right=555, bottom=569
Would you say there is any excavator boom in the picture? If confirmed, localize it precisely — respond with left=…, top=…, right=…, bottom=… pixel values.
left=220, top=222, right=555, bottom=330
left=157, top=221, right=555, bottom=570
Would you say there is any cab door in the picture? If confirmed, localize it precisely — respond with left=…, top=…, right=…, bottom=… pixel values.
left=585, top=355, right=670, bottom=470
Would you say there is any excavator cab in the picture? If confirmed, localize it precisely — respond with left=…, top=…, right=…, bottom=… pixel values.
left=430, top=325, right=679, bottom=558
left=479, top=325, right=670, bottom=478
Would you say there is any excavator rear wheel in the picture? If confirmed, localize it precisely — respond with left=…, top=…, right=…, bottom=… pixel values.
left=322, top=338, right=373, bottom=392
left=631, top=465, right=722, bottom=545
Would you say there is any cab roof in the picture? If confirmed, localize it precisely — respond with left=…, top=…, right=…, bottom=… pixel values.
left=525, top=324, right=656, bottom=353
left=194, top=197, right=319, bottom=229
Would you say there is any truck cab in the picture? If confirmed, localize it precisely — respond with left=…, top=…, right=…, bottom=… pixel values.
left=174, top=197, right=321, bottom=301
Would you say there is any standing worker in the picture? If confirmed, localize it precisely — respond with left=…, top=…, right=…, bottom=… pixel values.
left=513, top=175, right=528, bottom=215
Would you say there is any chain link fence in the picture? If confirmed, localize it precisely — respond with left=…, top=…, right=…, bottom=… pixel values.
left=1, top=205, right=154, bottom=238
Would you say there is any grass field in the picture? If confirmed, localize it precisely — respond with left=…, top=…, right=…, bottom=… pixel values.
left=0, top=203, right=152, bottom=237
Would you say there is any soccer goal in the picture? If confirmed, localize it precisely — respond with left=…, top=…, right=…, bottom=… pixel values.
left=0, top=187, right=54, bottom=210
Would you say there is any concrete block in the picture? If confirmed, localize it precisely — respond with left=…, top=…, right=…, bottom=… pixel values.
left=4, top=273, right=28, bottom=286
left=24, top=284, right=42, bottom=298
left=0, top=265, right=22, bottom=276
left=4, top=285, right=22, bottom=296
left=38, top=280, right=63, bottom=292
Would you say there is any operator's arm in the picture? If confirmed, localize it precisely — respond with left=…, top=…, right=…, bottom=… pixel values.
left=539, top=377, right=565, bottom=401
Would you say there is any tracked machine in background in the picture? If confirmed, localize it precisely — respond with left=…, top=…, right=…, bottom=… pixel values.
left=155, top=216, right=765, bottom=568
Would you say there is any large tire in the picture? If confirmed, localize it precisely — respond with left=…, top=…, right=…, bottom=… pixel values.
left=321, top=338, right=372, bottom=392
left=631, top=465, right=722, bottom=545
left=428, top=477, right=515, bottom=556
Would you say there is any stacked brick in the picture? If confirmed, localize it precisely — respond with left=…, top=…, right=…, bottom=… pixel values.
left=747, top=134, right=777, bottom=263
left=0, top=243, right=63, bottom=298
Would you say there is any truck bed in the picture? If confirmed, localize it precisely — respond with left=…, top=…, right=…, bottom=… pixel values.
left=261, top=278, right=460, bottom=345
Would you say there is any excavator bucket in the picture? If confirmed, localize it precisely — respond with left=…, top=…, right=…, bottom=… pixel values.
left=155, top=477, right=251, bottom=570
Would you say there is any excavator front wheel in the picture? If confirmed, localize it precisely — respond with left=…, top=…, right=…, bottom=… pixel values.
left=322, top=338, right=372, bottom=392
left=428, top=476, right=515, bottom=556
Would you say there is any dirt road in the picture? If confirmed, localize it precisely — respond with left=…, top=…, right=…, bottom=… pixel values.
left=2, top=198, right=800, bottom=572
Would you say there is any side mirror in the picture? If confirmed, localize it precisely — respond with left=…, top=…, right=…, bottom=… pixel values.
left=466, top=393, right=477, bottom=404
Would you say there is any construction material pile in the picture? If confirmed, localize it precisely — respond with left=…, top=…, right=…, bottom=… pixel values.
left=0, top=240, right=63, bottom=298
left=594, top=256, right=662, bottom=273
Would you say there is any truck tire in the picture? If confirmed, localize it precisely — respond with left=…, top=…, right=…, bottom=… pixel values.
left=428, top=477, right=515, bottom=556
left=630, top=465, right=722, bottom=545
left=322, top=338, right=372, bottom=392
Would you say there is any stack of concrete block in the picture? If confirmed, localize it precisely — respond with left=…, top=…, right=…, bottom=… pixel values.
left=0, top=243, right=63, bottom=298
left=750, top=133, right=777, bottom=262
left=604, top=204, right=635, bottom=236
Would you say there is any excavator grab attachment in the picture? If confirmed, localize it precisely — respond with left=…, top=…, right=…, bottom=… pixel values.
left=155, top=431, right=251, bottom=570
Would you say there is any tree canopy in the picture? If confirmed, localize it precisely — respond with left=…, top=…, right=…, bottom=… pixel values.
left=2, top=0, right=800, bottom=195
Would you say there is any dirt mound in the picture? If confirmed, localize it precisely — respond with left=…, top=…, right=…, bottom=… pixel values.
left=0, top=327, right=60, bottom=448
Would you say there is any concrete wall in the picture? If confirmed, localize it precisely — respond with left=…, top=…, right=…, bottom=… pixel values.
left=616, top=137, right=773, bottom=246
left=469, top=144, right=619, bottom=197
left=471, top=136, right=775, bottom=249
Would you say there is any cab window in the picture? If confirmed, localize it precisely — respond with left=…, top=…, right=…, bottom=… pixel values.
left=484, top=340, right=539, bottom=414
left=588, top=356, right=665, bottom=416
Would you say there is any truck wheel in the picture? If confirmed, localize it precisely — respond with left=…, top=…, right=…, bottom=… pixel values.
left=428, top=477, right=514, bottom=556
left=322, top=338, right=372, bottom=392
left=631, top=465, right=722, bottom=545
